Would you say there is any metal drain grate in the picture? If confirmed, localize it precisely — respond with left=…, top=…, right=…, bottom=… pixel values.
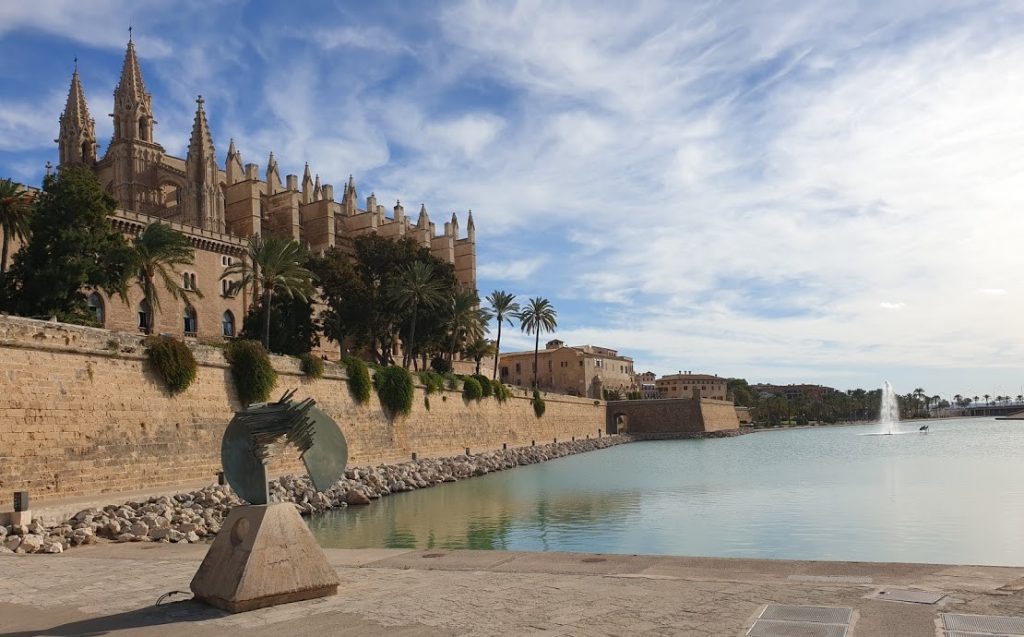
left=760, top=605, right=853, bottom=624
left=748, top=605, right=852, bottom=637
left=747, top=619, right=848, bottom=637
left=943, top=613, right=1024, bottom=635
left=946, top=632, right=1019, bottom=637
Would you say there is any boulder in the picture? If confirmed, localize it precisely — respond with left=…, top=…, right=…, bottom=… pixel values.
left=345, top=490, right=370, bottom=505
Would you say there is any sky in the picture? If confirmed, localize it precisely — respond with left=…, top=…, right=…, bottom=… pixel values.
left=1, top=0, right=1023, bottom=401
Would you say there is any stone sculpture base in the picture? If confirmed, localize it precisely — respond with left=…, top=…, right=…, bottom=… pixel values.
left=190, top=503, right=339, bottom=613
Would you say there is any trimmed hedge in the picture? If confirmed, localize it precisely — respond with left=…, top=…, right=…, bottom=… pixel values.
left=299, top=352, right=324, bottom=379
left=418, top=370, right=445, bottom=394
left=462, top=377, right=483, bottom=401
left=226, top=340, right=277, bottom=406
left=374, top=365, right=415, bottom=416
left=430, top=356, right=452, bottom=374
left=144, top=336, right=197, bottom=394
left=532, top=388, right=546, bottom=418
left=492, top=379, right=511, bottom=403
left=344, top=356, right=372, bottom=405
left=471, top=374, right=493, bottom=398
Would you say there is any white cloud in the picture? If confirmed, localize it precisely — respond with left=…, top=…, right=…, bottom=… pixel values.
left=478, top=257, right=545, bottom=282
left=880, top=302, right=906, bottom=310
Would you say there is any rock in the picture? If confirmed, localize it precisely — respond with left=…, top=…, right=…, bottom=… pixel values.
left=345, top=489, right=370, bottom=505
left=0, top=525, right=7, bottom=538
left=149, top=527, right=170, bottom=541
left=129, top=521, right=149, bottom=538
left=28, top=520, right=46, bottom=535
left=19, top=534, right=44, bottom=553
left=103, top=520, right=122, bottom=537
left=0, top=546, right=12, bottom=554
left=167, top=530, right=186, bottom=542
left=185, top=531, right=200, bottom=543
left=115, top=533, right=134, bottom=543
left=3, top=536, right=21, bottom=551
left=42, top=541, right=63, bottom=554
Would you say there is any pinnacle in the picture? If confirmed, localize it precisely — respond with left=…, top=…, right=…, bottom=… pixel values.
left=187, top=94, right=215, bottom=158
left=115, top=39, right=148, bottom=103
left=61, top=67, right=93, bottom=130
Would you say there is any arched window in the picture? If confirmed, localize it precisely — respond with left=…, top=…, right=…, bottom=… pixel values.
left=138, top=116, right=150, bottom=142
left=222, top=311, right=235, bottom=338
left=183, top=305, right=198, bottom=337
left=190, top=273, right=197, bottom=291
left=138, top=299, right=151, bottom=333
left=88, top=292, right=105, bottom=325
left=183, top=272, right=190, bottom=289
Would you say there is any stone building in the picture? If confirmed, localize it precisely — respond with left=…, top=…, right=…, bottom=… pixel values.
left=655, top=372, right=727, bottom=400
left=47, top=39, right=476, bottom=342
left=499, top=340, right=636, bottom=398
left=634, top=371, right=659, bottom=399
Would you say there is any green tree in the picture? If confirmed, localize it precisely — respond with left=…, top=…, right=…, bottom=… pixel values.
left=3, top=165, right=131, bottom=322
left=463, top=338, right=496, bottom=375
left=222, top=235, right=315, bottom=350
left=130, top=223, right=199, bottom=335
left=0, top=178, right=33, bottom=274
left=517, top=297, right=557, bottom=388
left=387, top=261, right=445, bottom=368
left=240, top=294, right=318, bottom=356
left=446, top=289, right=489, bottom=363
left=486, top=290, right=519, bottom=379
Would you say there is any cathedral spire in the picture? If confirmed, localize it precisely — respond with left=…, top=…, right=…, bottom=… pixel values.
left=57, top=65, right=97, bottom=166
left=187, top=95, right=215, bottom=159
left=111, top=38, right=155, bottom=143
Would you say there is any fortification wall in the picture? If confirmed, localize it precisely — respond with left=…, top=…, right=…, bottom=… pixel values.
left=0, top=315, right=606, bottom=502
left=607, top=397, right=739, bottom=437
left=698, top=399, right=742, bottom=432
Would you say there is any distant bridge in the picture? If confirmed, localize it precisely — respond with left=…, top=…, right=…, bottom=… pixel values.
left=940, top=404, right=1024, bottom=418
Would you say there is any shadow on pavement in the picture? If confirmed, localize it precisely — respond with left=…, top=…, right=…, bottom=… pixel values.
left=1, top=600, right=226, bottom=637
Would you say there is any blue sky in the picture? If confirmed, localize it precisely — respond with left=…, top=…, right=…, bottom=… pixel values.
left=2, top=0, right=1024, bottom=400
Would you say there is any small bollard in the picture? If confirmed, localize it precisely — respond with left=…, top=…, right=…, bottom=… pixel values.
left=411, top=452, right=417, bottom=461
left=216, top=471, right=226, bottom=486
left=598, top=429, right=602, bottom=438
left=13, top=491, right=29, bottom=512
left=531, top=440, right=535, bottom=446
left=571, top=436, right=575, bottom=441
left=465, top=447, right=470, bottom=456
left=502, top=443, right=507, bottom=450
left=554, top=438, right=557, bottom=443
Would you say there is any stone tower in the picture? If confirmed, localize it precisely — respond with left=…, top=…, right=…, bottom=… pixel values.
left=103, top=37, right=165, bottom=212
left=56, top=64, right=97, bottom=167
left=182, top=96, right=225, bottom=231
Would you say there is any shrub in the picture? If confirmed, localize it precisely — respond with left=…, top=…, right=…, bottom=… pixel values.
left=445, top=373, right=461, bottom=391
left=430, top=356, right=452, bottom=374
left=226, top=339, right=277, bottom=406
left=491, top=379, right=510, bottom=403
left=299, top=352, right=324, bottom=379
left=462, top=377, right=483, bottom=401
left=472, top=374, right=493, bottom=398
left=144, top=336, right=197, bottom=394
left=418, top=370, right=445, bottom=394
left=532, top=388, right=546, bottom=418
left=374, top=365, right=414, bottom=416
left=343, top=356, right=372, bottom=405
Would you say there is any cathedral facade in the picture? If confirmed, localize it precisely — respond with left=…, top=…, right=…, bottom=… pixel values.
left=55, top=39, right=477, bottom=344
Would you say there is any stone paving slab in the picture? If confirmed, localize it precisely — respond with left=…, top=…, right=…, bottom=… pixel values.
left=0, top=546, right=1022, bottom=636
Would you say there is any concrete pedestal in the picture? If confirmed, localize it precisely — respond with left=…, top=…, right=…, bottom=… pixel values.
left=190, top=503, right=339, bottom=612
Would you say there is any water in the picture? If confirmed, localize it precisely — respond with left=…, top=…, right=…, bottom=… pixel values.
left=308, top=417, right=1024, bottom=565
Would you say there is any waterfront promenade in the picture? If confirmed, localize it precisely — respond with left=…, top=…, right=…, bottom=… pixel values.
left=2, top=544, right=1022, bottom=636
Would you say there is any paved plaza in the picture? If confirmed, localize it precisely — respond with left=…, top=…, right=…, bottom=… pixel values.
left=1, top=544, right=1023, bottom=636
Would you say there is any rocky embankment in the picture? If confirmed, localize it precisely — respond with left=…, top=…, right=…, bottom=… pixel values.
left=0, top=435, right=630, bottom=554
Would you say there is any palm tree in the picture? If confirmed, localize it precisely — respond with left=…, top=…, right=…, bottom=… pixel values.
left=0, top=178, right=33, bottom=274
left=463, top=338, right=496, bottom=375
left=222, top=235, right=316, bottom=350
left=954, top=394, right=963, bottom=407
left=486, top=290, right=520, bottom=379
left=131, top=223, right=200, bottom=335
left=517, top=297, right=557, bottom=388
left=983, top=394, right=991, bottom=405
left=388, top=261, right=445, bottom=368
left=445, top=289, right=489, bottom=362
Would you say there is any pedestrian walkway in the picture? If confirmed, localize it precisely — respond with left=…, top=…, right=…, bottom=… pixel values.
left=1, top=544, right=1023, bottom=636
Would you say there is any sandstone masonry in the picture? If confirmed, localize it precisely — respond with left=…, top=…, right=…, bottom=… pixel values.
left=0, top=315, right=607, bottom=502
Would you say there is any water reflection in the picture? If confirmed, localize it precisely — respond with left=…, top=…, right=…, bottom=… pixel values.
left=308, top=418, right=1024, bottom=565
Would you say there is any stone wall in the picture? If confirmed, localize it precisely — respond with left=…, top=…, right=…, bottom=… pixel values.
left=606, top=397, right=739, bottom=437
left=0, top=315, right=606, bottom=502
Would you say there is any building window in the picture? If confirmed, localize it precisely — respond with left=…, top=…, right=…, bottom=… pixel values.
left=222, top=310, right=235, bottom=338
left=88, top=292, right=105, bottom=325
left=548, top=360, right=552, bottom=371
left=579, top=361, right=583, bottom=367
left=515, top=362, right=521, bottom=373
left=183, top=305, right=198, bottom=337
left=138, top=299, right=151, bottom=332
left=501, top=366, right=509, bottom=378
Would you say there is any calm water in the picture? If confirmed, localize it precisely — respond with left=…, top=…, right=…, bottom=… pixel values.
left=308, top=418, right=1024, bottom=565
